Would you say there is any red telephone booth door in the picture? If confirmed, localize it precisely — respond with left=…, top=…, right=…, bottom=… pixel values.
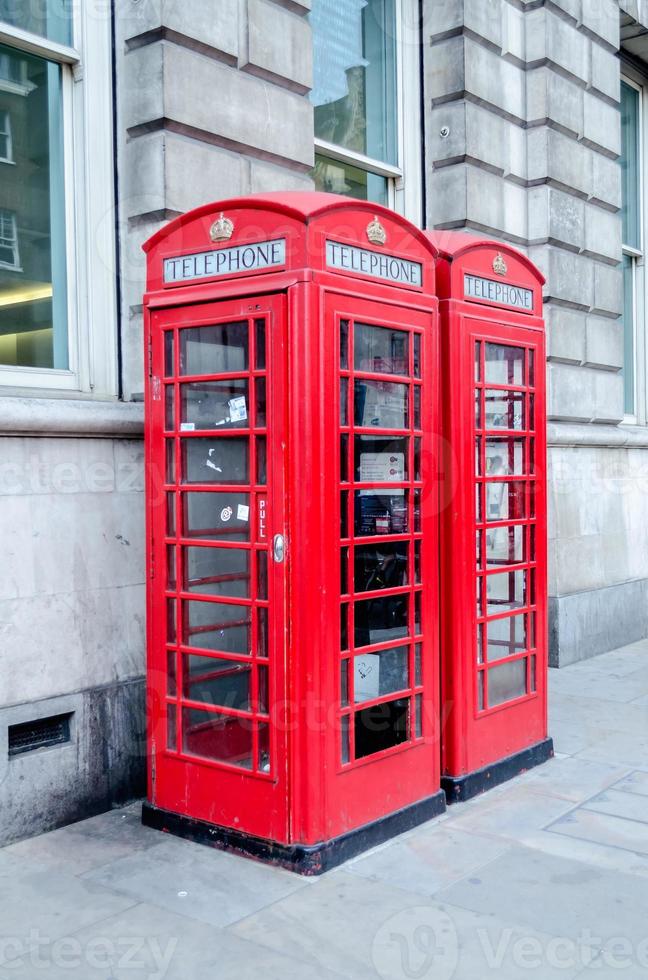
left=147, top=294, right=289, bottom=843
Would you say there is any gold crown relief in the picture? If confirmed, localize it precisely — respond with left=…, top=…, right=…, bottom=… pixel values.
left=493, top=252, right=508, bottom=276
left=366, top=216, right=387, bottom=246
left=210, top=213, right=234, bottom=243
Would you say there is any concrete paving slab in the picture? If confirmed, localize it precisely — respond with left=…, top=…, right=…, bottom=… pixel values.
left=614, top=770, right=648, bottom=797
left=436, top=844, right=648, bottom=945
left=82, top=836, right=308, bottom=929
left=549, top=806, right=648, bottom=856
left=512, top=756, right=626, bottom=803
left=439, top=784, right=575, bottom=844
left=584, top=787, right=648, bottom=823
left=0, top=804, right=159, bottom=876
left=345, top=824, right=512, bottom=897
left=575, top=731, right=648, bottom=770
left=0, top=901, right=343, bottom=980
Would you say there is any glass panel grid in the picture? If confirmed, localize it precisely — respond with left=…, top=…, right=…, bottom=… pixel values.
left=474, top=339, right=538, bottom=712
left=163, top=316, right=273, bottom=775
left=339, top=318, right=424, bottom=763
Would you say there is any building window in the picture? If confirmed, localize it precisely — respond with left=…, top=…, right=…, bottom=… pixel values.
left=621, top=78, right=642, bottom=420
left=0, top=2, right=117, bottom=393
left=0, top=108, right=12, bottom=161
left=0, top=209, right=18, bottom=267
left=309, top=0, right=421, bottom=220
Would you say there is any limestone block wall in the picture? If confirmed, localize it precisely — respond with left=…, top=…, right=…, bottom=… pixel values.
left=423, top=0, right=648, bottom=664
left=114, top=0, right=315, bottom=399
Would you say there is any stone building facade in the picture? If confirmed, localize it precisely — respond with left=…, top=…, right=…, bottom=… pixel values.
left=0, top=0, right=647, bottom=843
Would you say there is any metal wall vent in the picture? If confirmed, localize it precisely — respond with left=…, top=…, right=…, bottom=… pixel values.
left=8, top=713, right=72, bottom=757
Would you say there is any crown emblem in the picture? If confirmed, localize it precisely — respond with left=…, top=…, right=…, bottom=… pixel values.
left=366, top=216, right=387, bottom=246
left=210, top=213, right=234, bottom=242
left=493, top=252, right=507, bottom=276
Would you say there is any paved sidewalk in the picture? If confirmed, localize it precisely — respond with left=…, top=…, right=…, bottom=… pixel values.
left=3, top=640, right=648, bottom=979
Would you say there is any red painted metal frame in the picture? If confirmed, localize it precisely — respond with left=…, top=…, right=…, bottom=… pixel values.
left=425, top=231, right=548, bottom=779
left=144, top=194, right=442, bottom=852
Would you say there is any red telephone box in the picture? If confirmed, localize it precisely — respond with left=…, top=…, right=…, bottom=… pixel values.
left=425, top=231, right=553, bottom=802
left=142, top=193, right=445, bottom=873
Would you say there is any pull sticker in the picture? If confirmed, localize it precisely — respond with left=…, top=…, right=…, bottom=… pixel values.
left=229, top=396, right=247, bottom=422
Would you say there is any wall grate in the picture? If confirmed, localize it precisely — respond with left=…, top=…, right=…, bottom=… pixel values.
left=8, top=713, right=72, bottom=757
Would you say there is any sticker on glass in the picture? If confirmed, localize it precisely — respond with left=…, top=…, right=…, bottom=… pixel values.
left=205, top=448, right=222, bottom=473
left=355, top=655, right=380, bottom=702
left=180, top=422, right=196, bottom=431
left=220, top=506, right=233, bottom=522
left=360, top=452, right=405, bottom=485
left=237, top=504, right=249, bottom=522
left=229, top=396, right=247, bottom=423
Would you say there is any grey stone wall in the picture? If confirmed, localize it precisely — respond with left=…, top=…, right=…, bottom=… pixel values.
left=114, top=0, right=315, bottom=399
left=423, top=0, right=648, bottom=665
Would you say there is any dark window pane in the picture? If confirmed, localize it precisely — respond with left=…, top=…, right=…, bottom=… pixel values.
left=354, top=491, right=408, bottom=536
left=255, top=318, right=266, bottom=370
left=255, top=377, right=267, bottom=427
left=354, top=593, right=409, bottom=647
left=180, top=321, right=248, bottom=376
left=182, top=707, right=252, bottom=768
left=164, top=331, right=174, bottom=377
left=354, top=542, right=408, bottom=593
left=182, top=437, right=248, bottom=484
left=167, top=703, right=176, bottom=751
left=183, top=654, right=251, bottom=711
left=354, top=697, right=409, bottom=759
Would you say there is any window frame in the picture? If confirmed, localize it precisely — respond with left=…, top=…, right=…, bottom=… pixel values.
left=0, top=108, right=13, bottom=163
left=312, top=0, right=422, bottom=223
left=0, top=209, right=19, bottom=269
left=0, top=11, right=117, bottom=396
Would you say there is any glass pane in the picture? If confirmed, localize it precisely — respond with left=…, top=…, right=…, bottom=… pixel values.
left=485, top=391, right=525, bottom=430
left=164, top=331, right=174, bottom=377
left=355, top=436, right=408, bottom=483
left=621, top=81, right=640, bottom=250
left=486, top=481, right=527, bottom=523
left=182, top=437, right=248, bottom=484
left=340, top=434, right=349, bottom=482
left=354, top=645, right=408, bottom=703
left=167, top=703, right=176, bottom=751
left=167, top=545, right=177, bottom=590
left=354, top=323, right=409, bottom=375
left=354, top=379, right=408, bottom=428
left=183, top=491, right=250, bottom=541
left=341, top=659, right=349, bottom=707
left=167, top=493, right=176, bottom=536
left=415, top=694, right=422, bottom=738
left=166, top=440, right=175, bottom=483
left=257, top=550, right=268, bottom=600
left=167, top=650, right=176, bottom=697
left=415, top=643, right=422, bottom=685
left=622, top=254, right=635, bottom=416
left=486, top=482, right=527, bottom=521
left=313, top=154, right=388, bottom=204
left=487, top=614, right=527, bottom=662
left=354, top=491, right=408, bottom=536
left=530, top=654, right=537, bottom=693
left=340, top=319, right=349, bottom=369
left=341, top=546, right=349, bottom=594
left=413, top=334, right=421, bottom=378
left=183, top=654, right=251, bottom=711
left=341, top=714, right=350, bottom=764
left=341, top=602, right=349, bottom=650
left=413, top=387, right=421, bottom=429
left=182, top=707, right=253, bottom=768
left=184, top=546, right=250, bottom=599
left=257, top=607, right=268, bottom=658
left=180, top=321, right=248, bottom=376
left=167, top=599, right=177, bottom=644
left=355, top=697, right=409, bottom=760
left=340, top=377, right=348, bottom=426
left=0, top=0, right=72, bottom=43
left=354, top=542, right=408, bottom=593
left=256, top=436, right=267, bottom=485
left=180, top=380, right=249, bottom=430
left=486, top=439, right=524, bottom=477
left=474, top=341, right=481, bottom=381
left=485, top=344, right=524, bottom=386
left=486, top=524, right=525, bottom=567
left=165, top=386, right=175, bottom=431
left=258, top=665, right=269, bottom=714
left=354, top=593, right=409, bottom=647
left=341, top=490, right=349, bottom=537
left=487, top=570, right=527, bottom=615
left=478, top=671, right=485, bottom=710
left=310, top=0, right=397, bottom=164
left=258, top=723, right=270, bottom=772
left=255, top=377, right=267, bottom=427
left=0, top=47, right=67, bottom=369
left=488, top=658, right=527, bottom=707
left=255, top=318, right=266, bottom=370
left=183, top=600, right=251, bottom=654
